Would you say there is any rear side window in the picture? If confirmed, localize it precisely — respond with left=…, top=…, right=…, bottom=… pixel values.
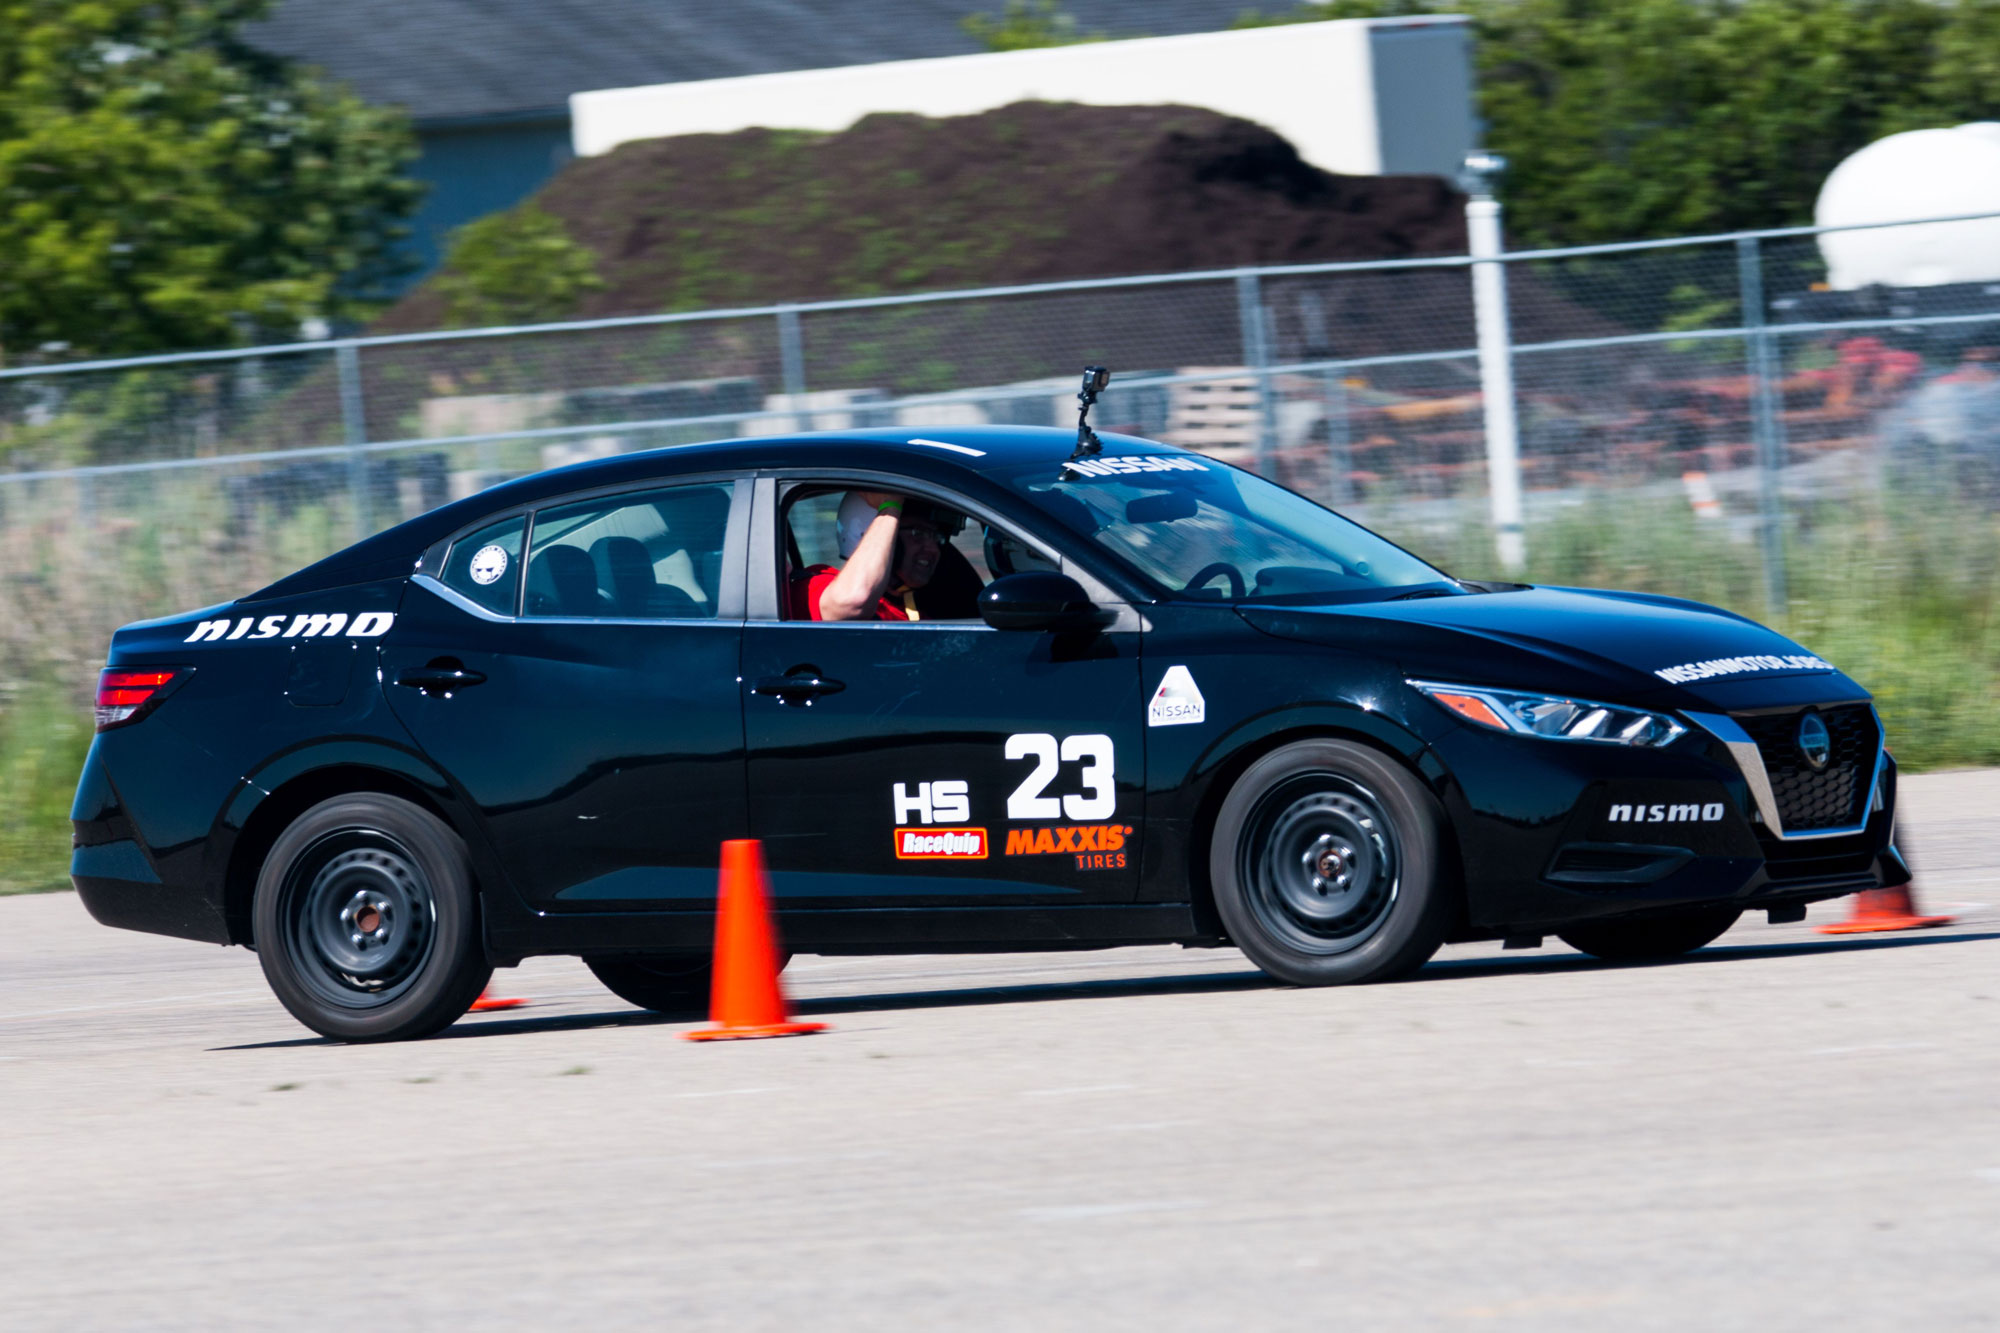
left=525, top=483, right=732, bottom=620
left=440, top=515, right=526, bottom=615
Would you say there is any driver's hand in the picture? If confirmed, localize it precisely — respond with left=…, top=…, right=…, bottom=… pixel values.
left=856, top=490, right=903, bottom=511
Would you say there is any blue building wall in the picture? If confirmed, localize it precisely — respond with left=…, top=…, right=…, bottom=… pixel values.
left=397, top=115, right=576, bottom=289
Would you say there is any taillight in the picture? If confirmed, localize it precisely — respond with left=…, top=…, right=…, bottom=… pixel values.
left=95, top=667, right=184, bottom=731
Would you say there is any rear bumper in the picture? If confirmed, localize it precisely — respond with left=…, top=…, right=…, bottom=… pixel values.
left=71, top=743, right=232, bottom=945
left=73, top=843, right=231, bottom=944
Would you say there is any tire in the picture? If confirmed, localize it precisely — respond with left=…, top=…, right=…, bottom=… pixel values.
left=1557, top=907, right=1741, bottom=962
left=1208, top=739, right=1453, bottom=986
left=586, top=955, right=713, bottom=1014
left=585, top=952, right=794, bottom=1013
left=252, top=793, right=492, bottom=1042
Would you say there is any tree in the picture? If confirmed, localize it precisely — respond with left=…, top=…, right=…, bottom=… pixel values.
left=1235, top=0, right=2000, bottom=245
left=0, top=0, right=420, bottom=360
left=433, top=205, right=604, bottom=328
left=961, top=1, right=1104, bottom=50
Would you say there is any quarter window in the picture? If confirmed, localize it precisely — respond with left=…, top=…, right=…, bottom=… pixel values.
left=440, top=515, right=526, bottom=616
left=525, top=483, right=732, bottom=619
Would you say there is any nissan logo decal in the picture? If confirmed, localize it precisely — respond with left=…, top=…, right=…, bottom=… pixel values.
left=1797, top=712, right=1831, bottom=770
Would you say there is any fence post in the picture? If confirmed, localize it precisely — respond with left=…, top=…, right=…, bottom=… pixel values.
left=1736, top=235, right=1789, bottom=616
left=1237, top=271, right=1277, bottom=476
left=1324, top=366, right=1353, bottom=507
left=336, top=342, right=369, bottom=541
left=1463, top=153, right=1526, bottom=573
left=776, top=304, right=807, bottom=403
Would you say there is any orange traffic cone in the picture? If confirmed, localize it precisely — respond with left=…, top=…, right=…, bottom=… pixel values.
left=1817, top=883, right=1954, bottom=935
left=684, top=839, right=827, bottom=1041
left=470, top=986, right=528, bottom=1011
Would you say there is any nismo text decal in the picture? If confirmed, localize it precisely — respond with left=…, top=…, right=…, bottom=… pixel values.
left=183, top=612, right=395, bottom=643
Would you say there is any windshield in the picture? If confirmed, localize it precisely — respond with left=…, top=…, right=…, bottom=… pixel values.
left=997, top=453, right=1452, bottom=603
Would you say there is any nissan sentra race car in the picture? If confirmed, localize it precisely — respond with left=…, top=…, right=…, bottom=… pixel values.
left=73, top=424, right=1906, bottom=1040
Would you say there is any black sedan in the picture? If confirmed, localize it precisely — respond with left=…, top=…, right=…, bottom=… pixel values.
left=72, top=426, right=1906, bottom=1040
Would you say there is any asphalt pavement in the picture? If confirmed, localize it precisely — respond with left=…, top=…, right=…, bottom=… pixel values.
left=3, top=769, right=1997, bottom=1331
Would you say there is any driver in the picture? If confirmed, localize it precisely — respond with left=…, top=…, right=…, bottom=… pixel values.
left=789, top=491, right=946, bottom=621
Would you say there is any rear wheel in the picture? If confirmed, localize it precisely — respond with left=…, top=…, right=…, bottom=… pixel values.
left=253, top=794, right=491, bottom=1042
left=1208, top=739, right=1452, bottom=986
left=1558, top=907, right=1741, bottom=961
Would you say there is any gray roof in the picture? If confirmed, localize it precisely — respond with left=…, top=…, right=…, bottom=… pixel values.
left=247, top=0, right=1262, bottom=125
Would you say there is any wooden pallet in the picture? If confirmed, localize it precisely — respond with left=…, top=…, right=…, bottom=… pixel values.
left=1164, top=369, right=1260, bottom=453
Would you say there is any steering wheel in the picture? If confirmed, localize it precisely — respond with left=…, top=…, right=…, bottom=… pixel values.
left=1183, top=561, right=1247, bottom=599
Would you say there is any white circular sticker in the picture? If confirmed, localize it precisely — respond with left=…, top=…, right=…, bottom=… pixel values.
left=468, top=544, right=510, bottom=586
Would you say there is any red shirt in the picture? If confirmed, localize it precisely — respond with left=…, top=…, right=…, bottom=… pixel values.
left=788, top=565, right=912, bottom=621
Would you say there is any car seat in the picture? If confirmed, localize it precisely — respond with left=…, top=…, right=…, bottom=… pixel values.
left=590, top=536, right=658, bottom=617
left=526, top=544, right=600, bottom=617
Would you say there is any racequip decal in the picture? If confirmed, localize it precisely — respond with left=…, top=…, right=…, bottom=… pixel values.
left=1061, top=456, right=1207, bottom=478
left=185, top=611, right=394, bottom=643
left=893, top=780, right=970, bottom=826
left=1653, top=653, right=1833, bottom=684
left=894, top=827, right=989, bottom=859
left=1609, top=802, right=1725, bottom=824
left=1004, top=823, right=1132, bottom=870
left=1148, top=665, right=1205, bottom=727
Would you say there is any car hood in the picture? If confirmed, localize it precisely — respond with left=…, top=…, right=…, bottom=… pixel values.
left=1238, top=585, right=1869, bottom=711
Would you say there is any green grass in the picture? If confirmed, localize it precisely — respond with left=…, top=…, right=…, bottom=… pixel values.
left=0, top=686, right=93, bottom=894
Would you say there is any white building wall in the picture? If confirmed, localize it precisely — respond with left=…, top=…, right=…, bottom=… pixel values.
left=571, top=18, right=1473, bottom=180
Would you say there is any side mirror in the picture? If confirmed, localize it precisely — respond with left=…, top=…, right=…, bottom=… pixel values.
left=978, top=571, right=1101, bottom=633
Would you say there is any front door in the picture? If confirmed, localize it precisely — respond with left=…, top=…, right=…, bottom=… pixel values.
left=741, top=480, right=1145, bottom=912
left=382, top=478, right=750, bottom=912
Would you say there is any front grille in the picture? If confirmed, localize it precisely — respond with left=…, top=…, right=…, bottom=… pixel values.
left=1735, top=703, right=1879, bottom=832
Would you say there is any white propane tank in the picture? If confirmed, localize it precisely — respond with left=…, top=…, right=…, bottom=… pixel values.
left=1815, top=123, right=2000, bottom=289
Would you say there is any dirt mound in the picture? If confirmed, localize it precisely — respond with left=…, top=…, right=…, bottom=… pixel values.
left=377, top=102, right=1471, bottom=330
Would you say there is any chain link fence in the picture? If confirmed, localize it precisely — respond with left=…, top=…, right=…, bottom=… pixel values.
left=5, top=212, right=2000, bottom=698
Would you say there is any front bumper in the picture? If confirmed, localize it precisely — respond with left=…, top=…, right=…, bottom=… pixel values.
left=1429, top=705, right=1902, bottom=934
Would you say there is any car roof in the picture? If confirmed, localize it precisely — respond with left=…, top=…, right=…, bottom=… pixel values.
left=245, top=426, right=1188, bottom=602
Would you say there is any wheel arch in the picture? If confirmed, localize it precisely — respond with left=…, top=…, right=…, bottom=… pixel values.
left=1179, top=714, right=1466, bottom=941
left=220, top=752, right=472, bottom=948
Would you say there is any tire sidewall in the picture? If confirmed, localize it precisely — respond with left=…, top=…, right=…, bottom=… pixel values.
left=1209, top=739, right=1451, bottom=985
left=253, top=794, right=490, bottom=1042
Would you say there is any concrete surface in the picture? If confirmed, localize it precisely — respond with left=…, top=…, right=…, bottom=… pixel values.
left=3, top=769, right=1996, bottom=1331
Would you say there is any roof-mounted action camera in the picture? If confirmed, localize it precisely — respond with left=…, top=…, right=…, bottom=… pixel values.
left=1070, top=365, right=1111, bottom=460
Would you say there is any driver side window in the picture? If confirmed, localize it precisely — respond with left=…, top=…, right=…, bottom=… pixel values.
left=778, top=485, right=1058, bottom=623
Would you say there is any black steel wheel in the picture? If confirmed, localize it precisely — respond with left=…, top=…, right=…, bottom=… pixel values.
left=1209, top=739, right=1452, bottom=985
left=1557, top=907, right=1741, bottom=962
left=253, top=794, right=490, bottom=1042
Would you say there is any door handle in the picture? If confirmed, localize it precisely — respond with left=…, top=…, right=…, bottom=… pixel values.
left=751, top=673, right=845, bottom=705
left=395, top=666, right=487, bottom=695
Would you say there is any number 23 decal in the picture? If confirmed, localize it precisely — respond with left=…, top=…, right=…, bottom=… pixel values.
left=1005, top=733, right=1116, bottom=821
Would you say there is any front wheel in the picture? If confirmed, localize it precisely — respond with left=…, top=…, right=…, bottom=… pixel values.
left=253, top=794, right=491, bottom=1042
left=1557, top=907, right=1741, bottom=962
left=1208, top=739, right=1453, bottom=986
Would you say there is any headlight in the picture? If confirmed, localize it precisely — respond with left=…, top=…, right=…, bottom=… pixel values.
left=1409, top=680, right=1686, bottom=748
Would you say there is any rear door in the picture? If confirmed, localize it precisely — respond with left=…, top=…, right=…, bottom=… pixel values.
left=382, top=477, right=750, bottom=911
left=740, top=475, right=1147, bottom=911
